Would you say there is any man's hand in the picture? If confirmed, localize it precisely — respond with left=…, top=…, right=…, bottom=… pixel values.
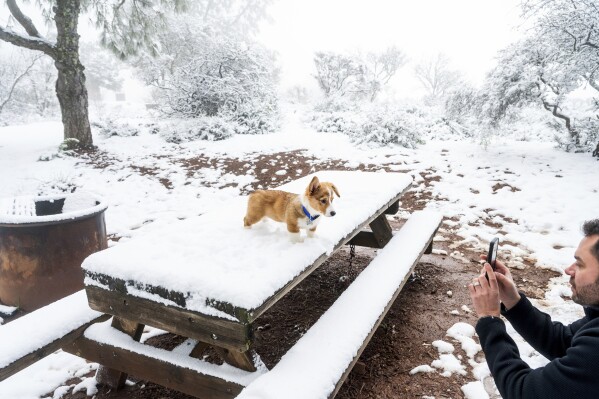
left=479, top=255, right=521, bottom=310
left=469, top=263, right=501, bottom=318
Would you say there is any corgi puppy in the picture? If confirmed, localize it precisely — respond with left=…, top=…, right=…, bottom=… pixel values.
left=244, top=176, right=340, bottom=242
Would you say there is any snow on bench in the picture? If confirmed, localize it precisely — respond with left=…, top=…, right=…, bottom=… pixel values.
left=238, top=211, right=443, bottom=399
left=0, top=290, right=107, bottom=381
left=67, top=319, right=268, bottom=397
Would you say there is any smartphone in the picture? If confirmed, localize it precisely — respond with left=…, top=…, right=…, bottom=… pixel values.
left=487, top=237, right=499, bottom=270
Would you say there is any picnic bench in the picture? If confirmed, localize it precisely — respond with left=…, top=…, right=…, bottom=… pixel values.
left=0, top=171, right=442, bottom=398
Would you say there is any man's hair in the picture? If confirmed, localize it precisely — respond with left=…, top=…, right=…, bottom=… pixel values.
left=582, top=219, right=599, bottom=262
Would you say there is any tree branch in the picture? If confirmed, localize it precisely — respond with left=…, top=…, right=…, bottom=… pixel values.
left=582, top=26, right=599, bottom=50
left=7, top=0, right=42, bottom=38
left=0, top=26, right=56, bottom=58
left=0, top=54, right=41, bottom=113
left=542, top=101, right=572, bottom=132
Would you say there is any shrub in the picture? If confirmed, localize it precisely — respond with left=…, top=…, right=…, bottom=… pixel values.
left=92, top=119, right=140, bottom=138
left=157, top=117, right=237, bottom=143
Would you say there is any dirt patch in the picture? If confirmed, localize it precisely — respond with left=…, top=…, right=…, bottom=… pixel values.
left=11, top=150, right=560, bottom=399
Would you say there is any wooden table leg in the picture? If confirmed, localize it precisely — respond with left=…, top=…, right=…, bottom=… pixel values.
left=369, top=213, right=393, bottom=248
left=215, top=347, right=257, bottom=372
left=95, top=316, right=145, bottom=389
left=424, top=240, right=434, bottom=254
left=189, top=340, right=257, bottom=372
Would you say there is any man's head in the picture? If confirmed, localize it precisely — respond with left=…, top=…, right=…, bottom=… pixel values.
left=565, top=219, right=599, bottom=306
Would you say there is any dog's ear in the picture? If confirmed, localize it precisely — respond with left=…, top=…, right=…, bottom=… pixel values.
left=308, top=176, right=320, bottom=195
left=331, top=184, right=340, bottom=198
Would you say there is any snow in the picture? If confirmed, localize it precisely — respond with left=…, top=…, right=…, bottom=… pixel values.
left=0, top=304, right=17, bottom=316
left=83, top=320, right=267, bottom=386
left=0, top=115, right=597, bottom=398
left=0, top=192, right=107, bottom=225
left=432, top=340, right=454, bottom=354
left=0, top=291, right=102, bottom=369
left=431, top=354, right=467, bottom=377
left=82, top=171, right=412, bottom=315
left=237, top=211, right=442, bottom=399
left=462, top=381, right=489, bottom=399
left=409, top=365, right=435, bottom=375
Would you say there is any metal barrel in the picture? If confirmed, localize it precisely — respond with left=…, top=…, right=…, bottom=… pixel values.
left=0, top=194, right=108, bottom=311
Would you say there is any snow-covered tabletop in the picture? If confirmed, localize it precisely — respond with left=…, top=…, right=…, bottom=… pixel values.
left=83, top=171, right=412, bottom=321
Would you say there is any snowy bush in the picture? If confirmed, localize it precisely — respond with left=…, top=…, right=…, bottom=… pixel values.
left=313, top=95, right=357, bottom=113
left=156, top=117, right=236, bottom=143
left=142, top=30, right=279, bottom=137
left=92, top=119, right=140, bottom=138
left=355, top=111, right=423, bottom=147
left=309, top=104, right=433, bottom=148
left=309, top=111, right=361, bottom=134
left=234, top=106, right=279, bottom=135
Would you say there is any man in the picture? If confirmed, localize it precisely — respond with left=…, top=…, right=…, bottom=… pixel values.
left=469, top=219, right=599, bottom=398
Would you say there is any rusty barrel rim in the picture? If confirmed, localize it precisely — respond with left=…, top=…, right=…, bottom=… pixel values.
left=0, top=192, right=108, bottom=227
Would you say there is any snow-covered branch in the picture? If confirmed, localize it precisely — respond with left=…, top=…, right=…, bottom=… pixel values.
left=6, top=0, right=42, bottom=38
left=0, top=27, right=56, bottom=58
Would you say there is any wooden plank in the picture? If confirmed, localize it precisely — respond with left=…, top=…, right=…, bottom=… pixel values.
left=424, top=240, right=433, bottom=254
left=189, top=341, right=210, bottom=359
left=0, top=314, right=109, bottom=381
left=95, top=317, right=144, bottom=389
left=328, top=224, right=440, bottom=399
left=349, top=213, right=395, bottom=249
left=368, top=213, right=393, bottom=248
left=384, top=200, right=399, bottom=215
left=248, top=185, right=411, bottom=322
left=86, top=286, right=252, bottom=352
left=65, top=336, right=243, bottom=399
left=348, top=231, right=380, bottom=248
left=214, top=348, right=257, bottom=372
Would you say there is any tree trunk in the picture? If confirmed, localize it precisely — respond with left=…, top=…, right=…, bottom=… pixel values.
left=542, top=101, right=579, bottom=146
left=53, top=0, right=93, bottom=148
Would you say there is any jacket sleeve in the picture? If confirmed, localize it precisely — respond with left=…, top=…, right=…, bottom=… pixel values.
left=500, top=294, right=587, bottom=359
left=476, top=316, right=599, bottom=399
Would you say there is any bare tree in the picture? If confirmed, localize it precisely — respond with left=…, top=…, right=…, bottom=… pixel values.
left=313, top=52, right=364, bottom=98
left=414, top=53, right=461, bottom=98
left=313, top=48, right=406, bottom=101
left=0, top=51, right=41, bottom=114
left=362, top=46, right=406, bottom=102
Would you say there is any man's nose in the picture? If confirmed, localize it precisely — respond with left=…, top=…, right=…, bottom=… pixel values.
left=564, top=263, right=575, bottom=276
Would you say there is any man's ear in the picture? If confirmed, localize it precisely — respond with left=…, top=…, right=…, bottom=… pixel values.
left=331, top=184, right=340, bottom=198
left=308, top=176, right=320, bottom=195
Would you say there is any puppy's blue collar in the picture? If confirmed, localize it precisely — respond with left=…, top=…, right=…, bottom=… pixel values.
left=302, top=205, right=320, bottom=224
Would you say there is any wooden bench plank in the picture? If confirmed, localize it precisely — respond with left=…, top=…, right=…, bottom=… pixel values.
left=237, top=211, right=443, bottom=399
left=0, top=290, right=108, bottom=381
left=64, top=321, right=267, bottom=399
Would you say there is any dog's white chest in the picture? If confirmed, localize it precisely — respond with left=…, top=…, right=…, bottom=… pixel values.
left=298, top=216, right=321, bottom=230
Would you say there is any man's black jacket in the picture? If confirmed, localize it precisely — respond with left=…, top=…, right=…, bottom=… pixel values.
left=476, top=293, right=599, bottom=399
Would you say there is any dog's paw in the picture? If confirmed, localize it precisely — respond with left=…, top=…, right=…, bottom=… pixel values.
left=307, top=230, right=316, bottom=238
left=289, top=232, right=304, bottom=243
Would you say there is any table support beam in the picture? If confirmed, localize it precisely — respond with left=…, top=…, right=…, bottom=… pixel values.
left=95, top=317, right=144, bottom=389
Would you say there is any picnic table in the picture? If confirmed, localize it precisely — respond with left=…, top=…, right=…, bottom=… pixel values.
left=64, top=170, right=440, bottom=398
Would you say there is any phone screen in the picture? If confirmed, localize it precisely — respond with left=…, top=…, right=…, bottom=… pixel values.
left=487, top=238, right=499, bottom=270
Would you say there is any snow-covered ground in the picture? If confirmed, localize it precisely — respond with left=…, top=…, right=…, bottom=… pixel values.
left=0, top=115, right=597, bottom=399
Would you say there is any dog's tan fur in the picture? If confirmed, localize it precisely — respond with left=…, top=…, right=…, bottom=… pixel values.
left=244, top=176, right=340, bottom=241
